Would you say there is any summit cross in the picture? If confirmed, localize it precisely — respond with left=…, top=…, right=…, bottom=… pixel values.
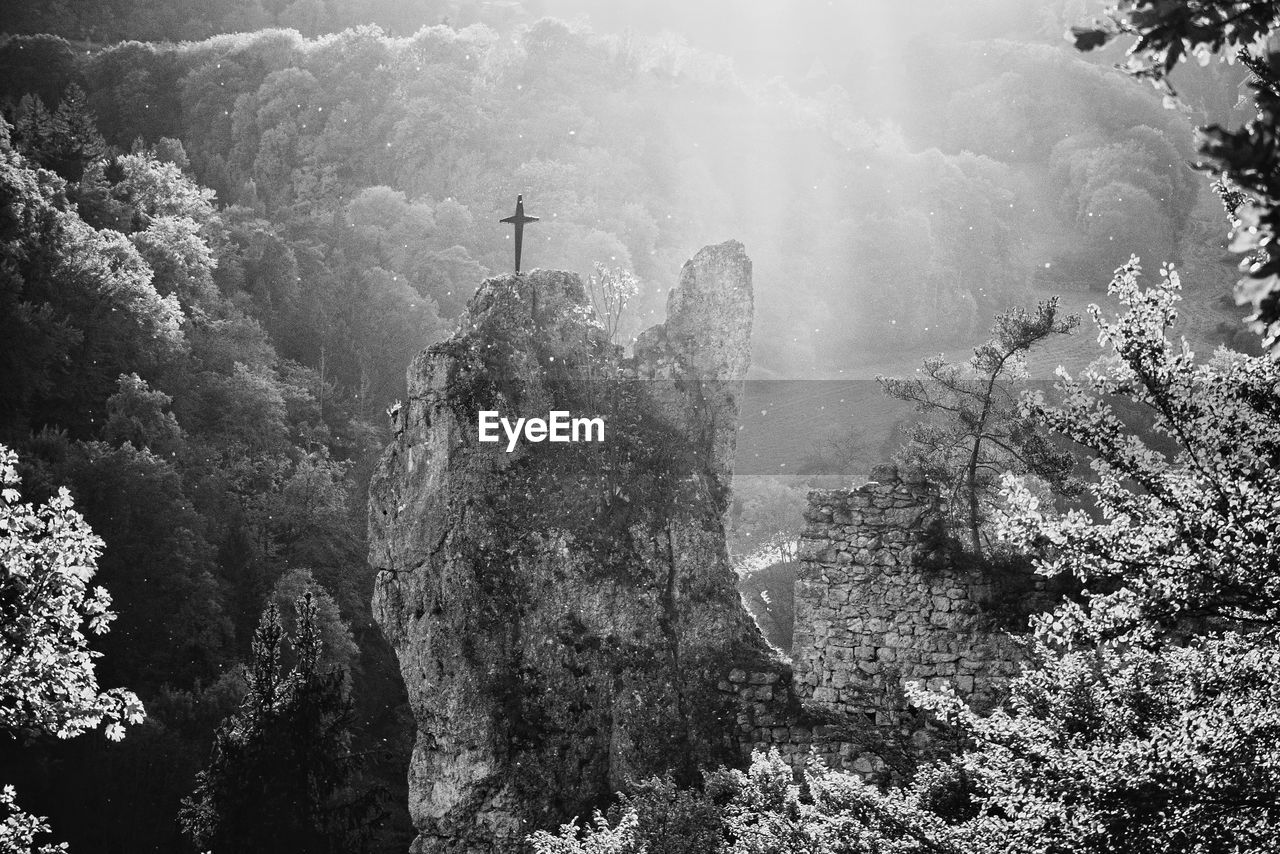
left=500, top=194, right=539, bottom=274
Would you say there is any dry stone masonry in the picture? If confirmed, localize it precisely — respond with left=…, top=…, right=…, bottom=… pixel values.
left=708, top=466, right=1034, bottom=784
left=793, top=465, right=1027, bottom=729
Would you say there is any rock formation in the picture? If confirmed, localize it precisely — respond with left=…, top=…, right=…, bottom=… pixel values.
left=369, top=241, right=1044, bottom=853
left=370, top=242, right=785, bottom=853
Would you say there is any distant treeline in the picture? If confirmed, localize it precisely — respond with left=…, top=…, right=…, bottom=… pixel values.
left=1, top=22, right=1206, bottom=367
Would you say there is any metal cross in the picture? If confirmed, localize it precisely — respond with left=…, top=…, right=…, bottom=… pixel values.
left=500, top=194, right=539, bottom=274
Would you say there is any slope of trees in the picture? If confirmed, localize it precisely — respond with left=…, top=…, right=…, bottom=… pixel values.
left=0, top=18, right=1208, bottom=367
left=0, top=105, right=415, bottom=849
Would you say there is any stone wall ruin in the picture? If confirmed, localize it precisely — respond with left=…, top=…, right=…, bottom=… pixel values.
left=791, top=466, right=1029, bottom=731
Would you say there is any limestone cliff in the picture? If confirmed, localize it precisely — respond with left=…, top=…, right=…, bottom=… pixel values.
left=370, top=242, right=782, bottom=853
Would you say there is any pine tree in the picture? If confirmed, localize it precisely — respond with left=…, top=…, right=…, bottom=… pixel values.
left=180, top=594, right=382, bottom=853
left=10, top=94, right=54, bottom=166
left=46, top=84, right=106, bottom=182
left=878, top=298, right=1079, bottom=557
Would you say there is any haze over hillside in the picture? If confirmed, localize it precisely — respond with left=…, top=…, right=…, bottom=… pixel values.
left=0, top=1, right=1269, bottom=851
left=3, top=0, right=1251, bottom=382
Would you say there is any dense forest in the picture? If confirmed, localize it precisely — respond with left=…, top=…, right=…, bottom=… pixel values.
left=0, top=0, right=1243, bottom=370
left=2, top=0, right=1277, bottom=852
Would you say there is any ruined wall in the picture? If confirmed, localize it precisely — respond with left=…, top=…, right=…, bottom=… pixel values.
left=792, top=465, right=1027, bottom=732
left=706, top=465, right=1033, bottom=783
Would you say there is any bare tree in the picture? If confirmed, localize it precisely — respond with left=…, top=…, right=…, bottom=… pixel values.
left=585, top=263, right=639, bottom=344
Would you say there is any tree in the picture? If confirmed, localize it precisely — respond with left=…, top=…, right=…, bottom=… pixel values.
left=796, top=422, right=883, bottom=476
left=585, top=263, right=640, bottom=344
left=53, top=440, right=228, bottom=692
left=0, top=443, right=144, bottom=853
left=1070, top=2, right=1280, bottom=350
left=101, top=373, right=186, bottom=459
left=180, top=594, right=381, bottom=853
left=1009, top=257, right=1280, bottom=634
left=530, top=749, right=953, bottom=854
left=0, top=134, right=187, bottom=439
left=1, top=784, right=64, bottom=854
left=6, top=86, right=107, bottom=185
left=878, top=299, right=1079, bottom=557
left=895, top=259, right=1280, bottom=851
left=44, top=85, right=106, bottom=183
left=269, top=569, right=359, bottom=675
left=8, top=96, right=54, bottom=168
left=0, top=445, right=144, bottom=741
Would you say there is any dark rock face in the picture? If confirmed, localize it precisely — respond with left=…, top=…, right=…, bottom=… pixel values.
left=370, top=242, right=779, bottom=853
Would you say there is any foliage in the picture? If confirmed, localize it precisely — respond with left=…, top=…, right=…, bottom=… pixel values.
left=0, top=117, right=408, bottom=848
left=0, top=445, right=143, bottom=742
left=0, top=786, right=62, bottom=854
left=0, top=6, right=1251, bottom=850
left=878, top=300, right=1079, bottom=557
left=727, top=477, right=807, bottom=557
left=0, top=21, right=1205, bottom=363
left=889, top=261, right=1280, bottom=851
left=530, top=750, right=957, bottom=854
left=543, top=261, right=1280, bottom=852
left=101, top=373, right=186, bottom=458
left=796, top=423, right=884, bottom=476
left=1012, top=259, right=1280, bottom=633
left=531, top=809, right=645, bottom=854
left=1068, top=1, right=1279, bottom=82
left=269, top=568, right=360, bottom=675
left=610, top=773, right=728, bottom=854
left=0, top=444, right=143, bottom=854
left=0, top=128, right=185, bottom=440
left=529, top=769, right=728, bottom=854
left=8, top=86, right=105, bottom=183
left=900, top=631, right=1280, bottom=852
left=1071, top=2, right=1280, bottom=350
left=875, top=261, right=1280, bottom=851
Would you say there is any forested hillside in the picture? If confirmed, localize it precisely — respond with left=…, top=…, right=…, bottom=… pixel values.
left=0, top=8, right=1223, bottom=370
left=0, top=2, right=1256, bottom=851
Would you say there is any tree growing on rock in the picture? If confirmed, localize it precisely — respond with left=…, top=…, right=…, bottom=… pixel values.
left=878, top=299, right=1079, bottom=557
left=585, top=263, right=640, bottom=344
